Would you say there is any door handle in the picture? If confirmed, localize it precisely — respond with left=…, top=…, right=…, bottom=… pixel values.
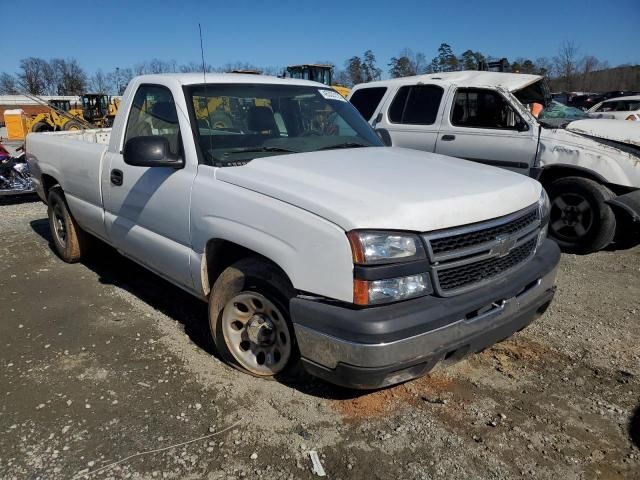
left=441, top=134, right=456, bottom=141
left=110, top=169, right=123, bottom=186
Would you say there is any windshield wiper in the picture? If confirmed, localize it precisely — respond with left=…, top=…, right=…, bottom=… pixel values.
left=223, top=146, right=299, bottom=155
left=317, top=142, right=369, bottom=151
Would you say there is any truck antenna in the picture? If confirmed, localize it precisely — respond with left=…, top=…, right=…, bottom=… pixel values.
left=199, top=23, right=207, bottom=83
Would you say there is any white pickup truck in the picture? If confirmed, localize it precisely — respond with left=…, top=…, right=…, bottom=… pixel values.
left=349, top=71, right=640, bottom=254
left=27, top=73, right=559, bottom=389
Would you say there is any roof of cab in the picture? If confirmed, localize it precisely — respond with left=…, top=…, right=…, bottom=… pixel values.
left=131, top=73, right=325, bottom=88
left=352, top=71, right=543, bottom=93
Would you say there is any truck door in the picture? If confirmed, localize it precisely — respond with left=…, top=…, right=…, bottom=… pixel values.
left=373, top=84, right=446, bottom=152
left=102, top=83, right=196, bottom=290
left=435, top=87, right=537, bottom=174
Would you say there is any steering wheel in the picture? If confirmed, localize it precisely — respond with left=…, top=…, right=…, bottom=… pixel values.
left=300, top=129, right=323, bottom=137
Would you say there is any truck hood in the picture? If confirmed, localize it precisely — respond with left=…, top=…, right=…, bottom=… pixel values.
left=538, top=124, right=640, bottom=188
left=215, top=147, right=541, bottom=232
left=566, top=119, right=640, bottom=148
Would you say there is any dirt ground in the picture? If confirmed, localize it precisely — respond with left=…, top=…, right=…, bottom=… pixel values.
left=1, top=196, right=639, bottom=480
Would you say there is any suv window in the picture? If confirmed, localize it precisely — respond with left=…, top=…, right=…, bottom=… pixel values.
left=452, top=88, right=522, bottom=130
left=388, top=85, right=443, bottom=125
left=350, top=87, right=387, bottom=121
left=124, top=85, right=181, bottom=156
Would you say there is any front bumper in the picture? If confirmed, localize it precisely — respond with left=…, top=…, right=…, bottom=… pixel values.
left=291, top=239, right=560, bottom=389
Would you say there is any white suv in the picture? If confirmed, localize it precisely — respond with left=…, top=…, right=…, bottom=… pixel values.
left=349, top=71, right=640, bottom=254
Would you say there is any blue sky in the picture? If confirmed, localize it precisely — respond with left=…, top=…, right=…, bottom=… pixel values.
left=1, top=0, right=638, bottom=76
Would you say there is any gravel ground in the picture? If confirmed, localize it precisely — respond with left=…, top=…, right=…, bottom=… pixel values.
left=0, top=197, right=638, bottom=480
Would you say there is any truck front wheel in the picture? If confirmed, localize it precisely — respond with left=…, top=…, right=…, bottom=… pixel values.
left=47, top=187, right=90, bottom=263
left=208, top=258, right=300, bottom=379
left=547, top=176, right=616, bottom=254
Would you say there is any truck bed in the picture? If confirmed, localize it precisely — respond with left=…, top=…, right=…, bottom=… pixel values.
left=26, top=128, right=113, bottom=240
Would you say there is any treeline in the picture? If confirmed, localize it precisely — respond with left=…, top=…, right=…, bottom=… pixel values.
left=0, top=58, right=284, bottom=96
left=1, top=41, right=637, bottom=96
left=340, top=41, right=629, bottom=92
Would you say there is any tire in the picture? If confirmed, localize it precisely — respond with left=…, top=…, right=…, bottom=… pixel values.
left=208, top=257, right=302, bottom=380
left=63, top=120, right=83, bottom=131
left=31, top=121, right=53, bottom=133
left=547, top=176, right=616, bottom=254
left=47, top=187, right=89, bottom=263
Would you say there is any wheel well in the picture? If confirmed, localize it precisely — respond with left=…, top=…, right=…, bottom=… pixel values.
left=40, top=174, right=60, bottom=200
left=538, top=165, right=606, bottom=190
left=202, top=239, right=293, bottom=296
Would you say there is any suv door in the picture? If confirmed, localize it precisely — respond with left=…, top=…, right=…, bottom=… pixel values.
left=373, top=84, right=446, bottom=151
left=435, top=87, right=538, bottom=174
left=103, top=83, right=196, bottom=289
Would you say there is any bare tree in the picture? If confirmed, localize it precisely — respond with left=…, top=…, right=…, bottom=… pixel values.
left=90, top=69, right=113, bottom=94
left=179, top=61, right=214, bottom=73
left=535, top=57, right=553, bottom=77
left=0, top=73, right=19, bottom=94
left=553, top=41, right=580, bottom=90
left=18, top=57, right=49, bottom=94
left=261, top=65, right=283, bottom=77
left=53, top=59, right=87, bottom=95
left=110, top=67, right=133, bottom=95
left=148, top=58, right=177, bottom=74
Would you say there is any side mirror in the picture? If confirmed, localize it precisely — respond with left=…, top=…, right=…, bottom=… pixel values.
left=123, top=136, right=184, bottom=168
left=375, top=128, right=392, bottom=147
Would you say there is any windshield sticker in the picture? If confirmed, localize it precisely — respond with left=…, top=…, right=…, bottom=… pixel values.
left=319, top=89, right=347, bottom=102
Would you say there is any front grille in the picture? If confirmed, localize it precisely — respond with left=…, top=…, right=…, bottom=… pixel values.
left=429, top=208, right=539, bottom=256
left=436, top=238, right=537, bottom=293
left=423, top=204, right=541, bottom=296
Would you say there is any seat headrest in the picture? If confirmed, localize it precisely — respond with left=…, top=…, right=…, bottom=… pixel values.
left=247, top=106, right=277, bottom=133
left=151, top=101, right=178, bottom=125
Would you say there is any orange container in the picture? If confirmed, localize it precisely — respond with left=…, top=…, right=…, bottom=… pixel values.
left=4, top=109, right=28, bottom=140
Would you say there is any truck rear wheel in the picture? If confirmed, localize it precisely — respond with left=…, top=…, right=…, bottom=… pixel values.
left=47, top=187, right=90, bottom=263
left=208, top=258, right=300, bottom=379
left=547, top=177, right=616, bottom=254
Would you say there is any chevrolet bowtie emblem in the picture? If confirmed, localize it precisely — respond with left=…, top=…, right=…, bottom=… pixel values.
left=491, top=234, right=517, bottom=257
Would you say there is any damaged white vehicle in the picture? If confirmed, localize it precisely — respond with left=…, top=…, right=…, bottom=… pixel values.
left=349, top=72, right=640, bottom=253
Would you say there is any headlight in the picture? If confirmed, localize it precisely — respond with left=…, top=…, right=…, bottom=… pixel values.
left=537, top=188, right=550, bottom=246
left=354, top=274, right=432, bottom=305
left=347, top=231, right=425, bottom=264
left=347, top=230, right=431, bottom=305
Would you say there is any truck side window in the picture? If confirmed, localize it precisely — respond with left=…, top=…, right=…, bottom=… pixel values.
left=124, top=85, right=181, bottom=156
left=388, top=85, right=443, bottom=125
left=350, top=87, right=387, bottom=121
left=452, top=88, right=521, bottom=130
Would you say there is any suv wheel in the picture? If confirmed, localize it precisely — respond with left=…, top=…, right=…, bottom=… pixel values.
left=547, top=176, right=616, bottom=254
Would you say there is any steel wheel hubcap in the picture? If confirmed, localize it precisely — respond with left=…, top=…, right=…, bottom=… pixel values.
left=550, top=193, right=593, bottom=241
left=221, top=292, right=291, bottom=376
left=53, top=203, right=67, bottom=246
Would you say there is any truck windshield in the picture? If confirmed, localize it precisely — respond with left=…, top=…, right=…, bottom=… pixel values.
left=186, top=84, right=383, bottom=165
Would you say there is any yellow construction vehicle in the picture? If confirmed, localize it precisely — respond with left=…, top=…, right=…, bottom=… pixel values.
left=285, top=64, right=350, bottom=98
left=80, top=94, right=120, bottom=128
left=27, top=99, right=86, bottom=132
left=26, top=94, right=120, bottom=133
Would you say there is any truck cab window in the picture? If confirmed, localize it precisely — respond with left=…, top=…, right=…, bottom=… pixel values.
left=452, top=88, right=522, bottom=130
left=124, top=85, right=181, bottom=156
